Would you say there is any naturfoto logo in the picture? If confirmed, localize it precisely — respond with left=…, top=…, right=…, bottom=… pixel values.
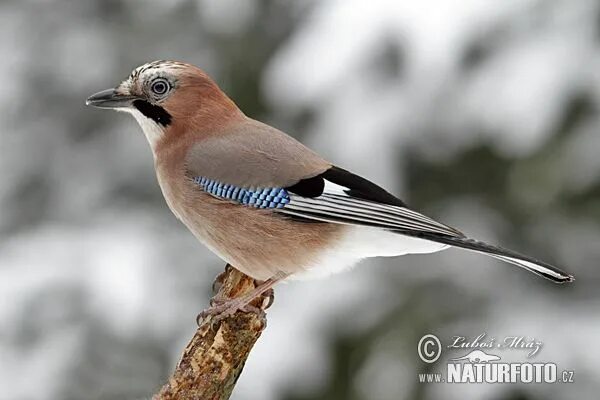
left=417, top=333, right=575, bottom=384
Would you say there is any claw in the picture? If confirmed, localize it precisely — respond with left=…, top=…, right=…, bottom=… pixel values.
left=262, top=288, right=275, bottom=310
left=211, top=280, right=223, bottom=296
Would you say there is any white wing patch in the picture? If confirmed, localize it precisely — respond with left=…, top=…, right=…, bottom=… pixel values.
left=278, top=179, right=464, bottom=238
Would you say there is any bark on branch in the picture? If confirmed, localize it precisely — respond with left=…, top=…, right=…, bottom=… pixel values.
left=153, top=264, right=272, bottom=400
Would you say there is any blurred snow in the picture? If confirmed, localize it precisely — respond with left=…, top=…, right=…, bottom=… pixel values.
left=197, top=0, right=258, bottom=36
left=0, top=0, right=599, bottom=399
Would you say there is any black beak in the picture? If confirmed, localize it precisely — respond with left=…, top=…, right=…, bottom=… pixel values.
left=86, top=88, right=137, bottom=109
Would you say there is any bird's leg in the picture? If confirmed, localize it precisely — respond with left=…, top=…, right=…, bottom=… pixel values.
left=197, top=272, right=286, bottom=326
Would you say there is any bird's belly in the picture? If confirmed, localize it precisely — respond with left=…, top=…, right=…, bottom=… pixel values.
left=289, top=226, right=449, bottom=280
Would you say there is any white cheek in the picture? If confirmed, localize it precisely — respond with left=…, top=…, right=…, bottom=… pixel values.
left=121, top=108, right=165, bottom=149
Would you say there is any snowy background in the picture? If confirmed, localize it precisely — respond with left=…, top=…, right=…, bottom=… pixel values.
left=1, top=0, right=599, bottom=399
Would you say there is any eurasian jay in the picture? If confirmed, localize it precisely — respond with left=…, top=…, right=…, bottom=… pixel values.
left=86, top=60, right=573, bottom=318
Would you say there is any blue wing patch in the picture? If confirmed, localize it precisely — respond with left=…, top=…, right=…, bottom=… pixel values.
left=193, top=176, right=290, bottom=209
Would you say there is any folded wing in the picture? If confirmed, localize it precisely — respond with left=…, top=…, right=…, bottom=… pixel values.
left=279, top=166, right=465, bottom=238
left=278, top=166, right=572, bottom=283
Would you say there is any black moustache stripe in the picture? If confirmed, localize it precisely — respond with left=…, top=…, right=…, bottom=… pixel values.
left=133, top=100, right=172, bottom=126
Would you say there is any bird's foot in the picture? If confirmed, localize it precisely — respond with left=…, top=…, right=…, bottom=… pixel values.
left=197, top=271, right=285, bottom=328
left=196, top=296, right=266, bottom=327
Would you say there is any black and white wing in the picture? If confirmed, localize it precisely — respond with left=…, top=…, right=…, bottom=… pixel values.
left=279, top=166, right=465, bottom=238
left=278, top=166, right=573, bottom=283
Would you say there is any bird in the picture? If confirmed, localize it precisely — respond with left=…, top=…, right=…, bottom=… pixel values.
left=86, top=60, right=573, bottom=318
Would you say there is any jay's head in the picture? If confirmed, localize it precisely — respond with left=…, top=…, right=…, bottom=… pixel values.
left=87, top=60, right=240, bottom=147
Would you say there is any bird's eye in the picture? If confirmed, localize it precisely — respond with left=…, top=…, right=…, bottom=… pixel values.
left=150, top=78, right=170, bottom=96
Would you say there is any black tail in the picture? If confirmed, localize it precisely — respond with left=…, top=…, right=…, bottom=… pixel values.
left=400, top=231, right=574, bottom=283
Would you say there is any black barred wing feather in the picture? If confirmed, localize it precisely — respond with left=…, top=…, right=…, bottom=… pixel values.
left=280, top=166, right=465, bottom=238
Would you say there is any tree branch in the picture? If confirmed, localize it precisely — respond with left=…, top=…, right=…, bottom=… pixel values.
left=153, top=264, right=272, bottom=400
